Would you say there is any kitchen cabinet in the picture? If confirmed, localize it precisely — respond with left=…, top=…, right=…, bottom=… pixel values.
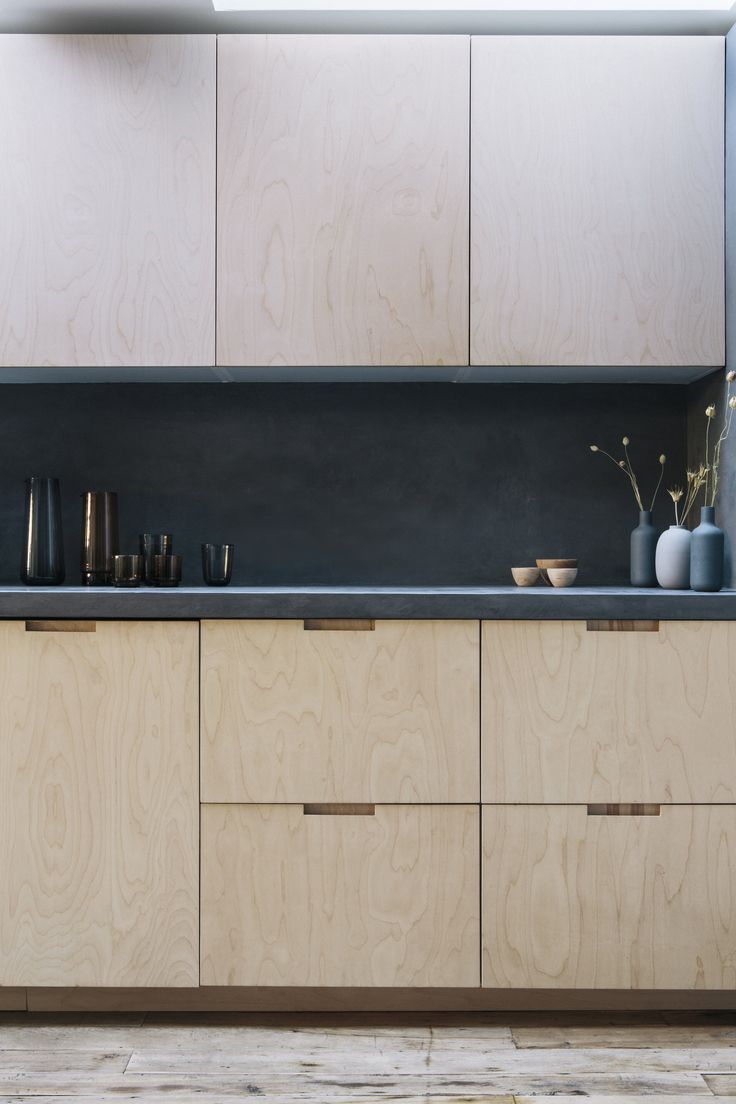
left=201, top=803, right=480, bottom=987
left=482, top=804, right=736, bottom=989
left=471, top=36, right=725, bottom=368
left=0, top=35, right=215, bottom=369
left=0, top=621, right=199, bottom=987
left=201, top=619, right=479, bottom=803
left=482, top=620, right=736, bottom=804
left=217, top=34, right=469, bottom=368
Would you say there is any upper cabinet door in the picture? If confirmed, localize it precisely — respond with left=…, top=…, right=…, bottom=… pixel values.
left=471, top=36, right=725, bottom=368
left=0, top=36, right=216, bottom=368
left=217, top=35, right=470, bottom=368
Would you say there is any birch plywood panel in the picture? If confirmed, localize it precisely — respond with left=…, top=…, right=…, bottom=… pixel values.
left=201, top=804, right=480, bottom=987
left=201, top=619, right=479, bottom=803
left=217, top=35, right=469, bottom=367
left=471, top=36, right=724, bottom=367
left=483, top=805, right=736, bottom=989
left=0, top=35, right=215, bottom=367
left=482, top=620, right=736, bottom=804
left=0, top=621, right=199, bottom=986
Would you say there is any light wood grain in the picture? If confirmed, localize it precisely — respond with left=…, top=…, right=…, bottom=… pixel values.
left=471, top=36, right=724, bottom=367
left=0, top=35, right=215, bottom=368
left=201, top=804, right=480, bottom=987
left=482, top=620, right=736, bottom=803
left=217, top=34, right=469, bottom=367
left=0, top=621, right=199, bottom=987
left=202, top=619, right=479, bottom=803
left=482, top=804, right=736, bottom=989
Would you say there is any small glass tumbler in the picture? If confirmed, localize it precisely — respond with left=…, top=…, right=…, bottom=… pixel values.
left=202, top=543, right=234, bottom=586
left=140, top=533, right=172, bottom=585
left=113, top=554, right=144, bottom=588
left=152, top=553, right=182, bottom=587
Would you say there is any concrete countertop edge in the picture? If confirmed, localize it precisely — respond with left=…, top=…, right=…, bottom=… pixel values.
left=1, top=585, right=735, bottom=619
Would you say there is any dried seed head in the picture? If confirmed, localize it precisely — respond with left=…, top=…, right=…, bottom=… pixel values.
left=590, top=445, right=599, bottom=452
left=622, top=436, right=630, bottom=446
left=706, top=405, right=716, bottom=418
left=727, top=370, right=736, bottom=382
left=659, top=454, right=666, bottom=464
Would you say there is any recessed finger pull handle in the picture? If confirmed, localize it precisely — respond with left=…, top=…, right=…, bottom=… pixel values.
left=587, top=803, right=661, bottom=816
left=303, top=619, right=375, bottom=631
left=586, top=620, right=659, bottom=633
left=303, top=804, right=376, bottom=816
left=25, top=620, right=96, bottom=633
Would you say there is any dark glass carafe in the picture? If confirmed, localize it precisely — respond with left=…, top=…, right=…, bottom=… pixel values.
left=21, top=477, right=65, bottom=586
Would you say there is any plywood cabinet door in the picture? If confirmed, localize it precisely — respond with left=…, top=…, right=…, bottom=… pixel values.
left=471, top=36, right=724, bottom=368
left=482, top=620, right=736, bottom=804
left=0, top=35, right=216, bottom=368
left=217, top=34, right=470, bottom=367
left=0, top=621, right=199, bottom=987
left=483, top=805, right=736, bottom=989
left=201, top=803, right=480, bottom=987
left=201, top=619, right=479, bottom=803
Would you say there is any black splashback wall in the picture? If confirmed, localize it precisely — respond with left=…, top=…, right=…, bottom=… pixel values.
left=0, top=383, right=687, bottom=587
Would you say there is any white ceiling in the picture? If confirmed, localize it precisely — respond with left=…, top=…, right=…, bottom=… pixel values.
left=0, top=0, right=734, bottom=33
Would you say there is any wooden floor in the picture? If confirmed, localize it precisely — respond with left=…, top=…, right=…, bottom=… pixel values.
left=0, top=1010, right=735, bottom=1101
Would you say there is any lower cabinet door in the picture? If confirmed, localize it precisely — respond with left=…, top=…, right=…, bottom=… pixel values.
left=201, top=803, right=480, bottom=987
left=0, top=621, right=199, bottom=987
left=483, top=805, right=736, bottom=989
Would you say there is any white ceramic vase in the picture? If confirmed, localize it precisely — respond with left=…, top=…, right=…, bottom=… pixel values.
left=655, top=524, right=692, bottom=589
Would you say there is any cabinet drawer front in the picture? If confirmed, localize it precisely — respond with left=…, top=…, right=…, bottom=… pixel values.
left=483, top=804, right=736, bottom=990
left=0, top=621, right=199, bottom=987
left=482, top=620, right=736, bottom=803
left=201, top=803, right=480, bottom=987
left=202, top=620, right=479, bottom=803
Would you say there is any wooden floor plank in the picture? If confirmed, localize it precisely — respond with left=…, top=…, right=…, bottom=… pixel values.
left=0, top=1073, right=712, bottom=1098
left=704, top=1074, right=736, bottom=1095
left=124, top=1045, right=736, bottom=1075
left=513, top=1025, right=736, bottom=1048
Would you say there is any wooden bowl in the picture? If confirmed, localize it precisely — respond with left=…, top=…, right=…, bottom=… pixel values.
left=547, top=567, right=578, bottom=587
left=536, top=558, right=578, bottom=585
left=511, top=566, right=540, bottom=587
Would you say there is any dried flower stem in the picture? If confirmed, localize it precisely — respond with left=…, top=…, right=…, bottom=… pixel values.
left=708, top=379, right=736, bottom=507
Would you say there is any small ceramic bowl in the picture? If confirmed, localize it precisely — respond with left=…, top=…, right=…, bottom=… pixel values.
left=536, top=558, right=578, bottom=585
left=511, top=567, right=540, bottom=587
left=547, top=567, right=578, bottom=587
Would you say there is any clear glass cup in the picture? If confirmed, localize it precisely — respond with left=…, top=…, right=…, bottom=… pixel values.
left=113, top=554, right=144, bottom=588
left=201, top=543, right=234, bottom=587
left=151, top=553, right=182, bottom=588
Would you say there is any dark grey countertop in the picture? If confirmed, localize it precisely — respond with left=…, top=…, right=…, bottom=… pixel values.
left=2, top=585, right=736, bottom=620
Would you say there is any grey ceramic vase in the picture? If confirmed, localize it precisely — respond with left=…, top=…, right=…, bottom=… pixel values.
left=655, top=524, right=692, bottom=589
left=630, top=510, right=658, bottom=587
left=690, top=506, right=724, bottom=592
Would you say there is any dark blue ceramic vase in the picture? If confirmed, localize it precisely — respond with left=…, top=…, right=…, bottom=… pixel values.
left=691, top=506, right=724, bottom=592
left=630, top=510, right=658, bottom=587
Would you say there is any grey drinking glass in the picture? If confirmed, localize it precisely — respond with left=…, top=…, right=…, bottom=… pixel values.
left=113, top=554, right=144, bottom=588
left=21, top=477, right=65, bottom=586
left=202, top=543, right=234, bottom=586
left=81, top=491, right=119, bottom=586
left=139, top=533, right=172, bottom=585
left=152, top=553, right=182, bottom=587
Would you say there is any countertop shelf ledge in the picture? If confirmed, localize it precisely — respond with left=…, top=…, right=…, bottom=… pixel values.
left=2, top=585, right=736, bottom=620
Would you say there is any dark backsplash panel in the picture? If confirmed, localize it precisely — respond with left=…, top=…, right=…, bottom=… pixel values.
left=0, top=383, right=687, bottom=587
